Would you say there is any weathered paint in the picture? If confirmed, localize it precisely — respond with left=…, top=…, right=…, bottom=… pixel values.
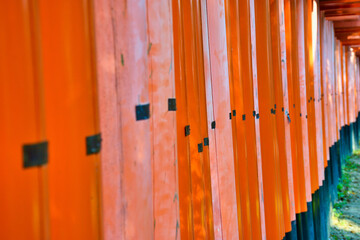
left=206, top=0, right=241, bottom=238
left=94, top=0, right=153, bottom=239
left=147, top=0, right=180, bottom=239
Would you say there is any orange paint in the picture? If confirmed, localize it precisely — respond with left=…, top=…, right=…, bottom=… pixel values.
left=182, top=0, right=211, bottom=238
left=284, top=0, right=302, bottom=215
left=287, top=0, right=308, bottom=212
left=147, top=0, right=180, bottom=238
left=94, top=0, right=153, bottom=239
left=270, top=0, right=296, bottom=233
left=320, top=12, right=330, bottom=167
left=0, top=1, right=49, bottom=239
left=312, top=0, right=325, bottom=185
left=200, top=1, right=223, bottom=238
left=206, top=0, right=241, bottom=238
left=254, top=0, right=284, bottom=238
left=172, top=0, right=195, bottom=238
left=295, top=0, right=312, bottom=203
left=224, top=0, right=252, bottom=238
left=304, top=0, right=320, bottom=194
left=39, top=0, right=102, bottom=239
left=237, top=0, right=267, bottom=239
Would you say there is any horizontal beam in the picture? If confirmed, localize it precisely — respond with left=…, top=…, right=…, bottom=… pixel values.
left=320, top=2, right=360, bottom=11
left=324, top=8, right=360, bottom=17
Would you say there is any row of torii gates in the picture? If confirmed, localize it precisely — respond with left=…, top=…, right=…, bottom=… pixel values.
left=1, top=0, right=360, bottom=240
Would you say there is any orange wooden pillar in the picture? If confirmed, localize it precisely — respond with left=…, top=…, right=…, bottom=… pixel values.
left=285, top=2, right=312, bottom=231
left=269, top=0, right=289, bottom=233
left=270, top=0, right=297, bottom=235
left=348, top=50, right=356, bottom=145
left=38, top=0, right=102, bottom=239
left=206, top=0, right=241, bottom=238
left=308, top=2, right=324, bottom=239
left=295, top=0, right=312, bottom=205
left=239, top=0, right=267, bottom=238
left=0, top=1, right=49, bottom=239
left=342, top=45, right=348, bottom=135
left=173, top=0, right=216, bottom=239
left=320, top=13, right=330, bottom=168
left=286, top=3, right=312, bottom=226
left=304, top=0, right=320, bottom=195
left=331, top=24, right=337, bottom=148
left=312, top=2, right=326, bottom=184
left=182, top=0, right=213, bottom=239
left=146, top=0, right=181, bottom=239
left=224, top=0, right=252, bottom=239
left=312, top=0, right=325, bottom=185
left=200, top=4, right=224, bottom=240
left=335, top=40, right=342, bottom=142
left=194, top=2, right=216, bottom=239
left=199, top=2, right=221, bottom=239
left=356, top=58, right=358, bottom=117
left=253, top=0, right=285, bottom=238
left=279, top=0, right=297, bottom=229
left=172, top=0, right=195, bottom=239
left=345, top=46, right=350, bottom=133
left=284, top=0, right=303, bottom=219
left=355, top=56, right=360, bottom=117
left=335, top=40, right=344, bottom=148
left=329, top=23, right=337, bottom=149
left=93, top=0, right=153, bottom=239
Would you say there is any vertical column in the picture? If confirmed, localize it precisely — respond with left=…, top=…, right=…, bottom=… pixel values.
left=284, top=0, right=302, bottom=220
left=320, top=13, right=330, bottom=167
left=94, top=0, right=153, bottom=239
left=313, top=0, right=325, bottom=186
left=304, top=0, right=319, bottom=195
left=39, top=1, right=102, bottom=239
left=224, top=0, right=252, bottom=238
left=206, top=0, right=241, bottom=238
left=253, top=0, right=284, bottom=238
left=182, top=0, right=211, bottom=238
left=269, top=0, right=293, bottom=235
left=296, top=0, right=312, bottom=204
left=0, top=1, right=49, bottom=239
left=200, top=1, right=221, bottom=239
left=239, top=0, right=266, bottom=238
left=193, top=1, right=216, bottom=239
left=172, top=0, right=194, bottom=238
left=146, top=0, right=180, bottom=239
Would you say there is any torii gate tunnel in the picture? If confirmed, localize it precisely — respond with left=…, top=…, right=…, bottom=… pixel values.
left=1, top=0, right=360, bottom=239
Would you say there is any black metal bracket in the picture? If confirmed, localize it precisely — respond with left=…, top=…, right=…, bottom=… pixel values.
left=198, top=143, right=203, bottom=153
left=23, top=141, right=48, bottom=168
left=136, top=103, right=150, bottom=121
left=168, top=98, right=177, bottom=111
left=285, top=110, right=291, bottom=123
left=185, top=125, right=190, bottom=136
left=211, top=121, right=216, bottom=129
left=204, top=137, right=209, bottom=146
left=86, top=133, right=102, bottom=155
